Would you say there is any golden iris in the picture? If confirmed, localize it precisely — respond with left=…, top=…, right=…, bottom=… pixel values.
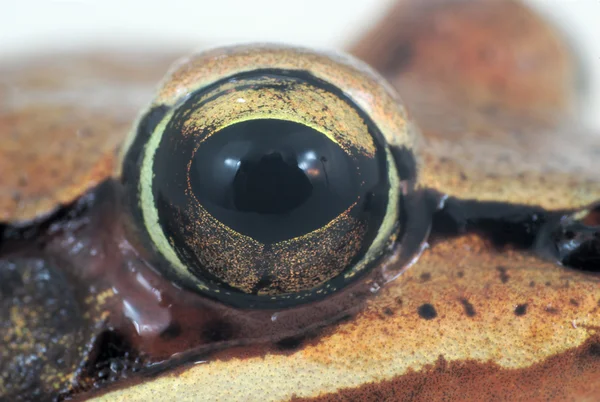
left=121, top=46, right=414, bottom=308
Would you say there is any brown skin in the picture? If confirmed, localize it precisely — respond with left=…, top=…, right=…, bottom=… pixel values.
left=0, top=52, right=180, bottom=223
left=1, top=0, right=599, bottom=401
left=351, top=0, right=600, bottom=210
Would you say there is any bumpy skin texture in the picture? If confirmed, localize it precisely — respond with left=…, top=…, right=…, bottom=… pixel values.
left=1, top=0, right=599, bottom=401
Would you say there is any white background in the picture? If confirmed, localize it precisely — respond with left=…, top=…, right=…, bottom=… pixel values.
left=1, top=0, right=598, bottom=126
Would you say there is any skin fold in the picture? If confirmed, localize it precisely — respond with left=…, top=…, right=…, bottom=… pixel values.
left=0, top=0, right=599, bottom=401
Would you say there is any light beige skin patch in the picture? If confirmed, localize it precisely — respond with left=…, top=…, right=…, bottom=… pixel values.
left=0, top=0, right=599, bottom=401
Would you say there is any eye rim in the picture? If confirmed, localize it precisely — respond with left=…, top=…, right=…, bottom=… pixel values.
left=119, top=44, right=417, bottom=156
left=120, top=44, right=416, bottom=309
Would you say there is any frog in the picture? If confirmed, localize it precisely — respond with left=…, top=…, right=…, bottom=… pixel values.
left=1, top=0, right=599, bottom=400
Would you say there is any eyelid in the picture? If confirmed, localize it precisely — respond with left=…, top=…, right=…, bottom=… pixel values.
left=156, top=45, right=413, bottom=146
left=119, top=44, right=416, bottom=179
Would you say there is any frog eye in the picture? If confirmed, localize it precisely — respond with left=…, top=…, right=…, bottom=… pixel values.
left=121, top=45, right=416, bottom=308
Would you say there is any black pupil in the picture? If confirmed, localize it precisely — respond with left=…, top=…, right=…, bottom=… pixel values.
left=190, top=119, right=359, bottom=244
left=233, top=149, right=312, bottom=215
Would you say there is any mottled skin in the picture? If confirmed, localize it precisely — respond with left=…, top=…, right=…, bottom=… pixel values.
left=1, top=0, right=599, bottom=401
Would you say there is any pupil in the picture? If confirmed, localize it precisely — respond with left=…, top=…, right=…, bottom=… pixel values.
left=233, top=151, right=313, bottom=214
left=190, top=119, right=359, bottom=244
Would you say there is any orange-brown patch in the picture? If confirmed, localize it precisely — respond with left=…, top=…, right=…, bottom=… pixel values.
left=296, top=335, right=600, bottom=402
left=351, top=0, right=600, bottom=210
left=0, top=52, right=179, bottom=223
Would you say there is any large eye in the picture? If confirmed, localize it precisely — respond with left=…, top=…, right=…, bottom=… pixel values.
left=121, top=45, right=416, bottom=308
